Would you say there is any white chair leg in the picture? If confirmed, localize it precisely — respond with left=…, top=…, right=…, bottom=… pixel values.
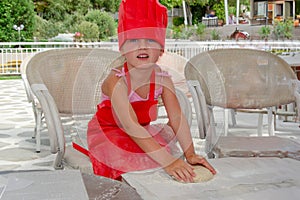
left=198, top=90, right=209, bottom=138
left=230, top=109, right=237, bottom=127
left=35, top=109, right=42, bottom=153
left=224, top=109, right=229, bottom=136
left=32, top=104, right=38, bottom=139
left=267, top=107, right=275, bottom=136
left=224, top=109, right=237, bottom=136
left=205, top=106, right=215, bottom=157
left=257, top=113, right=263, bottom=136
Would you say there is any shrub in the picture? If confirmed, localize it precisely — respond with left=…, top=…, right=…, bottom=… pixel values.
left=173, top=17, right=184, bottom=26
left=282, top=20, right=294, bottom=39
left=85, top=10, right=116, bottom=40
left=171, top=25, right=183, bottom=39
left=170, top=24, right=207, bottom=41
left=196, top=23, right=206, bottom=36
left=76, top=21, right=100, bottom=41
left=273, top=20, right=294, bottom=40
left=211, top=29, right=220, bottom=40
left=258, top=26, right=271, bottom=40
left=33, top=16, right=64, bottom=40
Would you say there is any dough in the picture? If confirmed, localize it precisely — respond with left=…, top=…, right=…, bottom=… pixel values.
left=172, top=165, right=214, bottom=183
left=192, top=165, right=214, bottom=182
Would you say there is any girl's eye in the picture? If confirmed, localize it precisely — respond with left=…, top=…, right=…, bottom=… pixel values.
left=147, top=39, right=156, bottom=43
left=129, top=39, right=138, bottom=43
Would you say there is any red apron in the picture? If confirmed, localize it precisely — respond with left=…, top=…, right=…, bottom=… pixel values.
left=83, top=63, right=172, bottom=180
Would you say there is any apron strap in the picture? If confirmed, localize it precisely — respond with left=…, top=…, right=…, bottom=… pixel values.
left=124, top=62, right=156, bottom=100
left=72, top=142, right=89, bottom=157
left=124, top=62, right=132, bottom=95
left=149, top=69, right=156, bottom=100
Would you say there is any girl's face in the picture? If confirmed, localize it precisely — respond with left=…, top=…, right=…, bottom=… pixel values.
left=120, top=39, right=163, bottom=69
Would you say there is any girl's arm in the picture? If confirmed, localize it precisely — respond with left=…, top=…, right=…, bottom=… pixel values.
left=161, top=76, right=195, bottom=157
left=161, top=76, right=216, bottom=175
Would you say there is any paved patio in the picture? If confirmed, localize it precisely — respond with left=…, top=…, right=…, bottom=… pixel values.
left=0, top=79, right=56, bottom=171
left=0, top=79, right=300, bottom=172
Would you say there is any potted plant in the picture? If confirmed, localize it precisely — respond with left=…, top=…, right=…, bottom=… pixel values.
left=258, top=26, right=271, bottom=40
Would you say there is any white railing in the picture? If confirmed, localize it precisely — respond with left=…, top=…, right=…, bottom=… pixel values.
left=1, top=40, right=300, bottom=75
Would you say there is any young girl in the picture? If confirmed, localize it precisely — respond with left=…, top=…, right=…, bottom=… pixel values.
left=86, top=0, right=216, bottom=182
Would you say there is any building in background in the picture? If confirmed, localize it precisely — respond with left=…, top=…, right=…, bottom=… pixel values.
left=251, top=0, right=296, bottom=24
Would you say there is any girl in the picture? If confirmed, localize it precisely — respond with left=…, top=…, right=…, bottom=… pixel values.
left=86, top=0, right=216, bottom=182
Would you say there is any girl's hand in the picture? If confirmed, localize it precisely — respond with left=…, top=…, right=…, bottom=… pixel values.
left=163, top=158, right=196, bottom=183
left=186, top=154, right=217, bottom=175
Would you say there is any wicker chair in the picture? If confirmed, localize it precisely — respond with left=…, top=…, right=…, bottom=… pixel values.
left=26, top=49, right=192, bottom=172
left=185, top=48, right=300, bottom=158
left=26, top=48, right=121, bottom=171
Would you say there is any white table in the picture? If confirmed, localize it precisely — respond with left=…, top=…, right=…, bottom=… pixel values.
left=0, top=170, right=142, bottom=200
left=0, top=170, right=89, bottom=200
left=122, top=157, right=300, bottom=200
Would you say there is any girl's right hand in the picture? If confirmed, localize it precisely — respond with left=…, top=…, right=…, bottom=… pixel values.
left=163, top=158, right=195, bottom=183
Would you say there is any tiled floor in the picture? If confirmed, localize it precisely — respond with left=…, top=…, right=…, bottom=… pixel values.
left=0, top=80, right=56, bottom=171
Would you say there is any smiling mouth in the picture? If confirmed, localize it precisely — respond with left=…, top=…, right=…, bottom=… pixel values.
left=137, top=54, right=149, bottom=58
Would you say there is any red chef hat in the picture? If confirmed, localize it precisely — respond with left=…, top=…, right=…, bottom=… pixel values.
left=118, top=0, right=168, bottom=50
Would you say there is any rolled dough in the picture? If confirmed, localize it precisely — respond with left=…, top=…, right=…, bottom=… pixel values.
left=192, top=165, right=214, bottom=182
left=173, top=165, right=214, bottom=183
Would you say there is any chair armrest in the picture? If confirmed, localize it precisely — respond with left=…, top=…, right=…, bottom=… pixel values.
left=31, top=84, right=65, bottom=169
left=175, top=88, right=192, bottom=126
left=186, top=80, right=210, bottom=139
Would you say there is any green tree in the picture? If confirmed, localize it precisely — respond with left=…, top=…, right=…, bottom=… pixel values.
left=34, top=0, right=91, bottom=21
left=33, top=15, right=49, bottom=40
left=76, top=21, right=100, bottom=41
left=34, top=0, right=48, bottom=18
left=187, top=0, right=209, bottom=7
left=34, top=0, right=67, bottom=21
left=212, top=1, right=225, bottom=21
left=85, top=10, right=116, bottom=40
left=33, top=0, right=117, bottom=40
left=159, top=0, right=209, bottom=9
left=159, top=0, right=182, bottom=8
left=160, top=0, right=210, bottom=25
left=63, top=12, right=85, bottom=32
left=91, top=0, right=121, bottom=12
left=159, top=0, right=208, bottom=8
left=0, top=0, right=35, bottom=42
left=296, top=0, right=300, bottom=15
left=33, top=16, right=65, bottom=40
left=64, top=0, right=92, bottom=15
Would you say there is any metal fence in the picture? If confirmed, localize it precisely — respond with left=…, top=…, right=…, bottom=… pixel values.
left=1, top=40, right=300, bottom=75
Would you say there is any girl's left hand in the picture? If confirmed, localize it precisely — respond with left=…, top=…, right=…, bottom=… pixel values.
left=186, top=154, right=217, bottom=175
